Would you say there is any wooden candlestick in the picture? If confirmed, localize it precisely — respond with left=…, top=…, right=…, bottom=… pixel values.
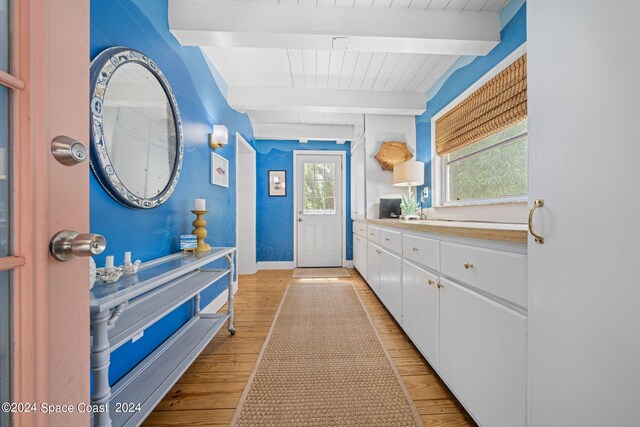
left=191, top=210, right=211, bottom=253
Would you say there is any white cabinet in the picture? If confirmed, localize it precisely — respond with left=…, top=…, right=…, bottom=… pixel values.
left=353, top=233, right=367, bottom=280
left=350, top=139, right=366, bottom=220
left=402, top=260, right=438, bottom=366
left=379, top=248, right=403, bottom=323
left=439, top=278, right=526, bottom=427
left=367, top=242, right=381, bottom=295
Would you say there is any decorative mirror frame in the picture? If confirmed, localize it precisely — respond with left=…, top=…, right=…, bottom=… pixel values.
left=89, top=47, right=184, bottom=209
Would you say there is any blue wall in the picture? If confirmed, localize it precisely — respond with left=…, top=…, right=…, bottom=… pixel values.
left=90, top=0, right=253, bottom=385
left=415, top=2, right=527, bottom=207
left=255, top=140, right=352, bottom=262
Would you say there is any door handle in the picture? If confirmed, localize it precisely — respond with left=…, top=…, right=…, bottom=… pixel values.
left=50, top=230, right=106, bottom=261
left=528, top=199, right=544, bottom=244
left=298, top=218, right=303, bottom=222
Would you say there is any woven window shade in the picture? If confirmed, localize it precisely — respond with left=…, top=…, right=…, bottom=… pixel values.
left=435, top=54, right=527, bottom=156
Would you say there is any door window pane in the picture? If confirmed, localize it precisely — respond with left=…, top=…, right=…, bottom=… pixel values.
left=0, top=86, right=9, bottom=256
left=303, top=162, right=337, bottom=215
left=0, top=0, right=8, bottom=71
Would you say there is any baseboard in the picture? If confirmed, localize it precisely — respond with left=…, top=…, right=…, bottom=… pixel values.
left=343, top=260, right=354, bottom=268
left=257, top=261, right=296, bottom=270
left=201, top=281, right=238, bottom=314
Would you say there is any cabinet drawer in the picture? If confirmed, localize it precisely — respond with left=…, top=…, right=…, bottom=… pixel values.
left=367, top=226, right=381, bottom=244
left=380, top=229, right=402, bottom=254
left=354, top=221, right=367, bottom=237
left=441, top=242, right=527, bottom=308
left=402, top=234, right=440, bottom=272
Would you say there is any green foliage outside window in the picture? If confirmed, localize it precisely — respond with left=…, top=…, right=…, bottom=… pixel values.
left=446, top=120, right=528, bottom=202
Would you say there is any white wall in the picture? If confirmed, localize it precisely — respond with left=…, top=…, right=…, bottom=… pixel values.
left=364, top=114, right=416, bottom=219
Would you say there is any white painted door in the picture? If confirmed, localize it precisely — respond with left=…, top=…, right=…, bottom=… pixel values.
left=296, top=153, right=343, bottom=267
left=439, top=278, right=526, bottom=427
left=402, top=260, right=438, bottom=366
left=528, top=2, right=640, bottom=425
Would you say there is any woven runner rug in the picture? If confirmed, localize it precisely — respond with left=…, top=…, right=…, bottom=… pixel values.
left=230, top=282, right=423, bottom=426
left=292, top=268, right=351, bottom=278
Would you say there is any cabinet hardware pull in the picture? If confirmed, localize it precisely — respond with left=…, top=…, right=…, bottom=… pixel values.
left=464, top=261, right=473, bottom=269
left=412, top=246, right=419, bottom=252
left=370, top=232, right=374, bottom=236
left=427, top=279, right=435, bottom=286
left=385, top=238, right=391, bottom=242
left=528, top=199, right=545, bottom=244
left=437, top=283, right=444, bottom=289
left=376, top=249, right=381, bottom=254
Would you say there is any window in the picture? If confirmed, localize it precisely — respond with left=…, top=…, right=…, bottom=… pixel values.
left=444, top=119, right=528, bottom=204
left=303, top=162, right=336, bottom=215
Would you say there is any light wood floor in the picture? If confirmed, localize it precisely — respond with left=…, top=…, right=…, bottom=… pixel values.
left=144, top=269, right=476, bottom=426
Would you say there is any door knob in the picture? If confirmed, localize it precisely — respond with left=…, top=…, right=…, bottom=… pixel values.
left=50, top=230, right=106, bottom=261
left=51, top=136, right=87, bottom=166
left=298, top=218, right=303, bottom=222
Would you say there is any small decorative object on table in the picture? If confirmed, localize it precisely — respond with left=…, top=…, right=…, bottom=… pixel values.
left=192, top=198, right=211, bottom=252
left=393, top=160, right=425, bottom=220
left=180, top=234, right=198, bottom=253
left=89, top=258, right=97, bottom=289
left=96, top=255, right=123, bottom=283
left=122, top=251, right=142, bottom=276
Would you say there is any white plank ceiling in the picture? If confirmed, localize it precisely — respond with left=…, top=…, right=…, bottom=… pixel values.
left=170, top=0, right=509, bottom=141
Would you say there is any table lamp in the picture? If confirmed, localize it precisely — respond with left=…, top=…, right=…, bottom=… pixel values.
left=393, top=160, right=424, bottom=220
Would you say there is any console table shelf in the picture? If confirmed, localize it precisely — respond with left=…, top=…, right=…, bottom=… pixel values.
left=109, top=313, right=228, bottom=427
left=108, top=269, right=229, bottom=351
left=89, top=248, right=236, bottom=427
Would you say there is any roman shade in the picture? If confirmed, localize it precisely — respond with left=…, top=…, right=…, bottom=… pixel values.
left=435, top=54, right=527, bottom=156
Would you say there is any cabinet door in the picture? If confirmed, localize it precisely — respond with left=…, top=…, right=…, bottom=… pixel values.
left=402, top=261, right=438, bottom=366
left=358, top=235, right=367, bottom=280
left=379, top=249, right=403, bottom=323
left=439, top=278, right=526, bottom=427
left=367, top=242, right=380, bottom=294
left=353, top=233, right=360, bottom=272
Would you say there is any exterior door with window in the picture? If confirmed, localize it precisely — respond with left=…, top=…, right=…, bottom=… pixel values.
left=296, top=153, right=343, bottom=267
left=3, top=1, right=92, bottom=425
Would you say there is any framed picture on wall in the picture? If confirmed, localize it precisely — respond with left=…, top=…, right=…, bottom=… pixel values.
left=211, top=152, right=229, bottom=188
left=268, top=170, right=286, bottom=197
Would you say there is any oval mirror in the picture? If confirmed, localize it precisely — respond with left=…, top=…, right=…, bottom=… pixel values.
left=89, top=47, right=183, bottom=209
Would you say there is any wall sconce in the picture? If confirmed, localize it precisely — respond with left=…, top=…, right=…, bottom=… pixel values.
left=209, top=124, right=228, bottom=149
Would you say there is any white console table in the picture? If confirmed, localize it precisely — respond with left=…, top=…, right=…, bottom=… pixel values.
left=89, top=248, right=236, bottom=427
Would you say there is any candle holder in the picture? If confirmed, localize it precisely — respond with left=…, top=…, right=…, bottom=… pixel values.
left=191, top=210, right=211, bottom=253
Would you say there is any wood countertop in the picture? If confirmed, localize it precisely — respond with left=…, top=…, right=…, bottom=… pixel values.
left=360, top=218, right=528, bottom=244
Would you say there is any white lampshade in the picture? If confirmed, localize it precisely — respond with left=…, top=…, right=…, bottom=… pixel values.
left=393, top=160, right=424, bottom=187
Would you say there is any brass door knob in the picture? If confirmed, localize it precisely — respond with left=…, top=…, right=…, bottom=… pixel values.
left=412, top=246, right=419, bottom=252
left=464, top=261, right=474, bottom=269
left=427, top=279, right=435, bottom=286
left=437, top=283, right=444, bottom=289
